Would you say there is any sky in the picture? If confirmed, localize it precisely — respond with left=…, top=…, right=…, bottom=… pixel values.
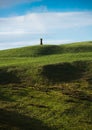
left=0, top=0, right=92, bottom=50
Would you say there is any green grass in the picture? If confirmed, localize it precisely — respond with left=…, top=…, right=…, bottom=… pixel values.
left=0, top=41, right=91, bottom=68
left=0, top=85, right=92, bottom=130
left=0, top=41, right=92, bottom=57
left=0, top=41, right=92, bottom=130
left=0, top=52, right=92, bottom=68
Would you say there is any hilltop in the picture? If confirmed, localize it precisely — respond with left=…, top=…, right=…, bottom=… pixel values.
left=0, top=41, right=92, bottom=57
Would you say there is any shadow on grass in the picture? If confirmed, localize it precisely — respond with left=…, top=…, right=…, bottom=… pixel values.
left=0, top=68, right=20, bottom=85
left=0, top=108, right=55, bottom=130
left=41, top=61, right=87, bottom=83
left=0, top=92, right=14, bottom=102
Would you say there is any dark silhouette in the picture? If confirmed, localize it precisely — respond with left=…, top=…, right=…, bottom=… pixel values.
left=40, top=38, right=43, bottom=45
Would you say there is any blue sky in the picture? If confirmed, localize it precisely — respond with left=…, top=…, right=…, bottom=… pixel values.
left=0, top=0, right=92, bottom=49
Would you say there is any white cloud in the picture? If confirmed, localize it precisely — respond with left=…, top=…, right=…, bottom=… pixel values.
left=0, top=11, right=92, bottom=49
left=0, top=0, right=41, bottom=8
left=0, top=12, right=92, bottom=35
left=0, top=14, right=45, bottom=34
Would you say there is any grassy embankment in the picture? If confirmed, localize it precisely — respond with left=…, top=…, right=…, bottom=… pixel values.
left=0, top=41, right=92, bottom=130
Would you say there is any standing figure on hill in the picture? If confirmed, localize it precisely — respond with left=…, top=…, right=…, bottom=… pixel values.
left=40, top=38, right=43, bottom=45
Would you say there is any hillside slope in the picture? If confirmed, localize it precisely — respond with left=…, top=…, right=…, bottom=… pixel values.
left=0, top=41, right=92, bottom=57
left=0, top=41, right=92, bottom=130
left=0, top=41, right=92, bottom=86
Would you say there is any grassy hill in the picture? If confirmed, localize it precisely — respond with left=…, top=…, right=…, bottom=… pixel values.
left=0, top=41, right=92, bottom=57
left=0, top=41, right=92, bottom=130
